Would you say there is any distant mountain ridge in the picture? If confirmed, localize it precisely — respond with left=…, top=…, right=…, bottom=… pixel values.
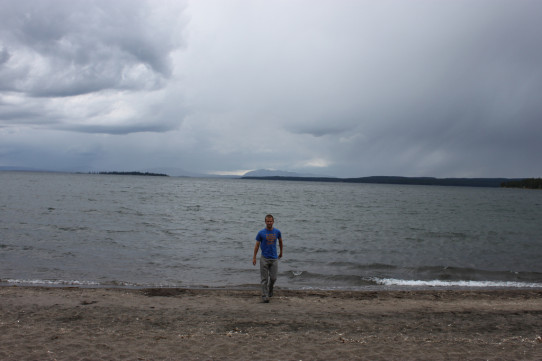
left=0, top=166, right=527, bottom=187
left=242, top=174, right=522, bottom=188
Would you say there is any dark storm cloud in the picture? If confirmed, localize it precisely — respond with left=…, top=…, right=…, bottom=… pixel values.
left=315, top=0, right=542, bottom=177
left=60, top=122, right=176, bottom=135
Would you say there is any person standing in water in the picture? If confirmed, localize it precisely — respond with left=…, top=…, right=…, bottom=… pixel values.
left=253, top=214, right=283, bottom=303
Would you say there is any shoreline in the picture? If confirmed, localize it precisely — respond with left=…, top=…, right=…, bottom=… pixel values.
left=3, top=278, right=542, bottom=292
left=1, top=287, right=541, bottom=360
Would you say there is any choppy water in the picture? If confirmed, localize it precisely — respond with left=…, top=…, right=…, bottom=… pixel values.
left=1, top=171, right=542, bottom=290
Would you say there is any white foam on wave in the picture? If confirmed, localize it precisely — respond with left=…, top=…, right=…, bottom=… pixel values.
left=371, top=278, right=542, bottom=288
left=3, top=279, right=101, bottom=286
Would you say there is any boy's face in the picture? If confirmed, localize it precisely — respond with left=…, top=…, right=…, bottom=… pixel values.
left=265, top=217, right=274, bottom=229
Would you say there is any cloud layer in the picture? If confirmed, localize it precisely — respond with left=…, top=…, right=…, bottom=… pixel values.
left=1, top=0, right=541, bottom=177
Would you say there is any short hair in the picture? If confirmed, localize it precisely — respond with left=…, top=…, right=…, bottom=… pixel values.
left=265, top=214, right=274, bottom=221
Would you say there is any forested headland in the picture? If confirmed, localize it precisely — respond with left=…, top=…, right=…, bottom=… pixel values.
left=92, top=171, right=168, bottom=177
left=500, top=178, right=542, bottom=189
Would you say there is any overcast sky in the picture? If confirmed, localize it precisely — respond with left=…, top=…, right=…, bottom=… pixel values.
left=1, top=0, right=541, bottom=178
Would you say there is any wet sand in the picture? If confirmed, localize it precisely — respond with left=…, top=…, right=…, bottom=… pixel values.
left=1, top=286, right=541, bottom=360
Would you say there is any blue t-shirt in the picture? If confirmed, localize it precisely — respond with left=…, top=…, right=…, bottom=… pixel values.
left=255, top=228, right=282, bottom=259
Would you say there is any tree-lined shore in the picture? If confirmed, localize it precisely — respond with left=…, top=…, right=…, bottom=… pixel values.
left=92, top=171, right=168, bottom=177
left=243, top=175, right=542, bottom=189
left=501, top=178, right=542, bottom=189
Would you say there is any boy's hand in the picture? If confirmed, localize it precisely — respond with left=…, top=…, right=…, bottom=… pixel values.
left=252, top=257, right=257, bottom=266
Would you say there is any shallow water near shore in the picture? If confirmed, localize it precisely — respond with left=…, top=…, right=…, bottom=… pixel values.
left=1, top=171, right=541, bottom=290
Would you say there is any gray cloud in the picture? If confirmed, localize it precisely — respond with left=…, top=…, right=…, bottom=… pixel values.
left=0, top=0, right=187, bottom=136
left=0, top=0, right=185, bottom=97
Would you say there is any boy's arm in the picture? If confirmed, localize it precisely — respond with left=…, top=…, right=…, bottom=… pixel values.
left=278, top=237, right=283, bottom=259
left=252, top=241, right=260, bottom=265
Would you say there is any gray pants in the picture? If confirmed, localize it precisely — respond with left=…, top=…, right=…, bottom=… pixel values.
left=260, top=256, right=278, bottom=299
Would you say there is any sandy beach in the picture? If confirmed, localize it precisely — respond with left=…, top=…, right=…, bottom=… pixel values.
left=1, top=286, right=541, bottom=360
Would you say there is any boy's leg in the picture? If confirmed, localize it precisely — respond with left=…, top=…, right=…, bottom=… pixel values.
left=268, top=259, right=278, bottom=297
left=259, top=256, right=270, bottom=301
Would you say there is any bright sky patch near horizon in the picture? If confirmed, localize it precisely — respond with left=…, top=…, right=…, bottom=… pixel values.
left=1, top=0, right=541, bottom=178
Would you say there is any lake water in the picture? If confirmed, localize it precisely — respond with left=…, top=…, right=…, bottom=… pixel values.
left=1, top=171, right=541, bottom=290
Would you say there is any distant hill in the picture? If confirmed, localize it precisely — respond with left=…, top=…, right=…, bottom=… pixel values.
left=343, top=176, right=514, bottom=187
left=242, top=175, right=521, bottom=188
left=97, top=171, right=168, bottom=177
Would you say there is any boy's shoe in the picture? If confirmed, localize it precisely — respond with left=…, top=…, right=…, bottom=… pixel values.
left=262, top=297, right=270, bottom=303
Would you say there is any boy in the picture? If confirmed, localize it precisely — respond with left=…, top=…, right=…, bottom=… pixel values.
left=253, top=214, right=283, bottom=303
